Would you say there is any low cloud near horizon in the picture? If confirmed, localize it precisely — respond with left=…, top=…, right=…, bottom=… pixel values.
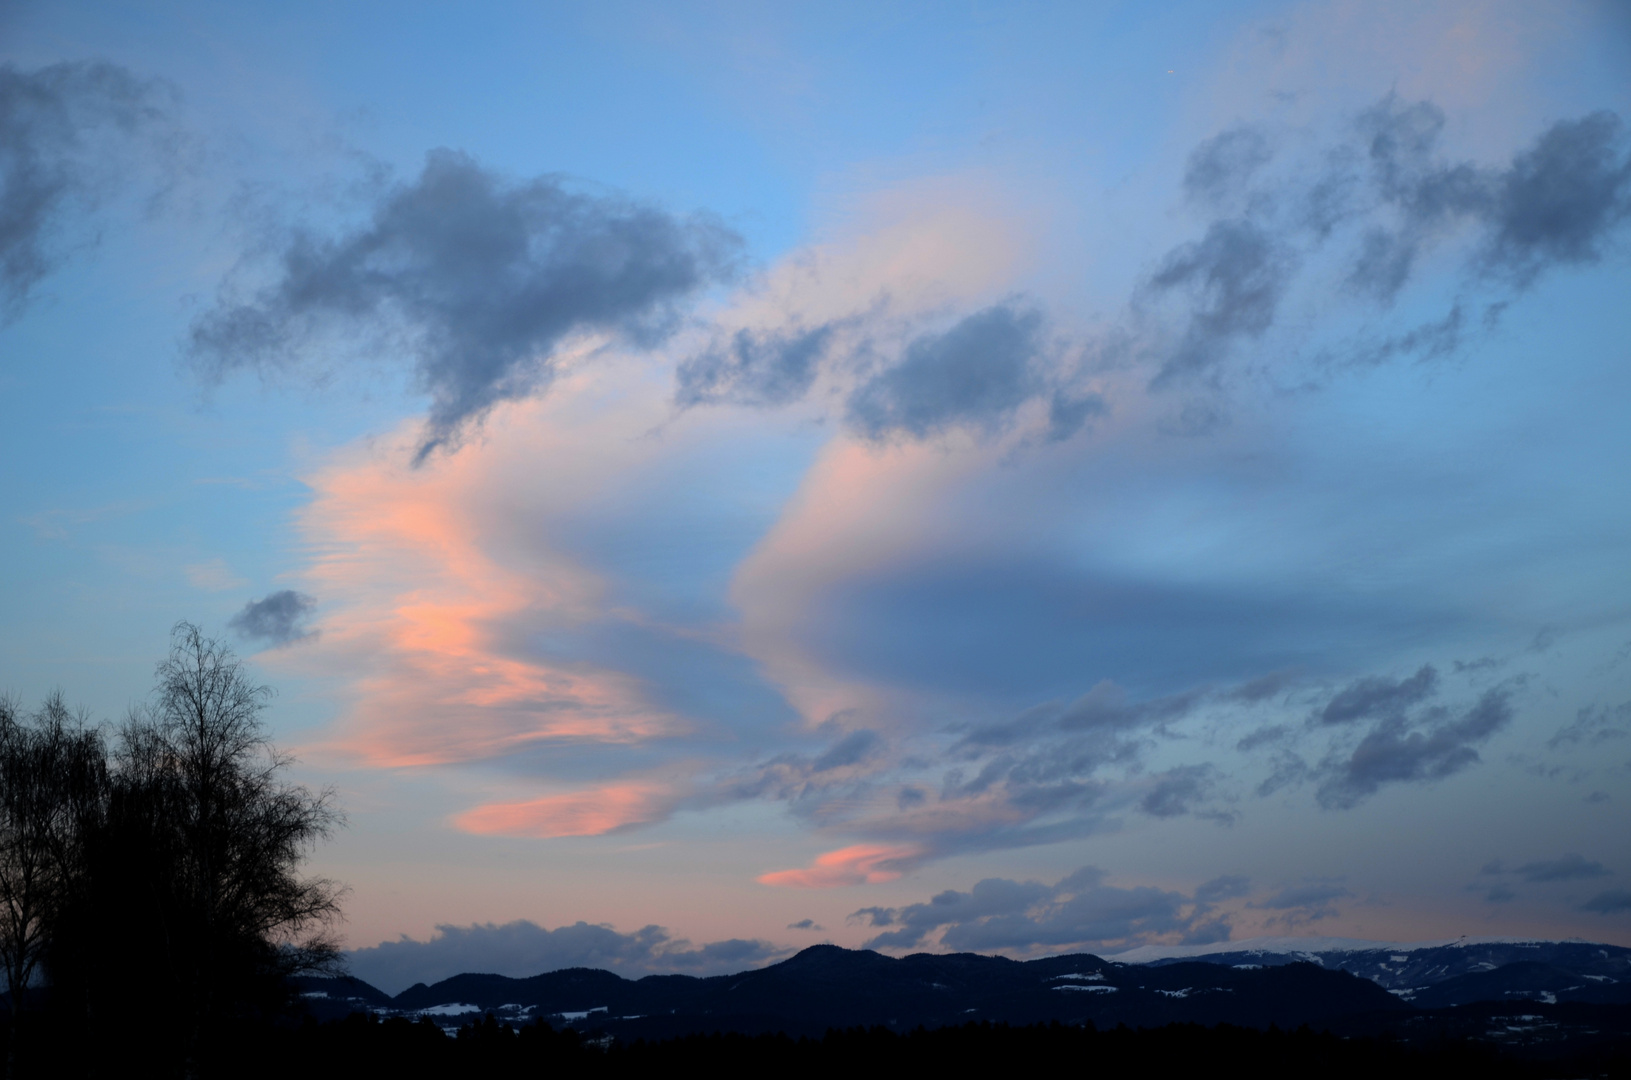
left=346, top=919, right=788, bottom=997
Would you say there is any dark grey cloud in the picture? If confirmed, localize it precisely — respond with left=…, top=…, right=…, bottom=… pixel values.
left=1224, top=669, right=1299, bottom=704
left=944, top=671, right=1273, bottom=761
left=846, top=303, right=1048, bottom=440
left=1139, top=764, right=1229, bottom=822
left=0, top=61, right=172, bottom=320
left=716, top=660, right=1498, bottom=869
left=1346, top=96, right=1494, bottom=302
left=227, top=589, right=317, bottom=646
left=1254, top=750, right=1309, bottom=798
left=674, top=322, right=838, bottom=407
left=1242, top=661, right=1512, bottom=807
left=893, top=672, right=1307, bottom=853
left=712, top=704, right=1165, bottom=862
left=1057, top=681, right=1209, bottom=733
left=1359, top=96, right=1451, bottom=200
left=1184, top=126, right=1275, bottom=209
left=1317, top=664, right=1438, bottom=725
left=1193, top=874, right=1251, bottom=905
left=1346, top=227, right=1418, bottom=302
left=1044, top=388, right=1109, bottom=443
left=1480, top=884, right=1516, bottom=904
left=1512, top=854, right=1611, bottom=883
left=811, top=728, right=883, bottom=772
left=1145, top=95, right=1631, bottom=384
left=1255, top=881, right=1351, bottom=910
left=951, top=676, right=1226, bottom=754
left=1347, top=302, right=1467, bottom=367
left=1581, top=890, right=1631, bottom=915
left=1484, top=111, right=1631, bottom=285
left=786, top=919, right=824, bottom=931
left=1342, top=95, right=1631, bottom=300
left=346, top=919, right=785, bottom=996
left=1146, top=219, right=1294, bottom=385
left=190, top=149, right=741, bottom=460
left=1236, top=725, right=1289, bottom=752
left=1181, top=917, right=1234, bottom=945
left=1251, top=880, right=1351, bottom=924
left=1315, top=686, right=1514, bottom=809
left=1527, top=626, right=1561, bottom=653
left=671, top=96, right=1627, bottom=443
left=854, top=866, right=1198, bottom=953
left=721, top=727, right=885, bottom=806
left=1548, top=701, right=1631, bottom=750
left=938, top=743, right=1107, bottom=804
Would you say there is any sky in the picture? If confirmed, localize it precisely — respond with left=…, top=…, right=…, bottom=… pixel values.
left=2, top=0, right=1630, bottom=995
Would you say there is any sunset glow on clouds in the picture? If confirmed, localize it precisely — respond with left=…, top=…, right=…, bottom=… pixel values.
left=293, top=411, right=686, bottom=768
left=454, top=782, right=675, bottom=838
left=759, top=844, right=926, bottom=889
left=4, top=0, right=1630, bottom=983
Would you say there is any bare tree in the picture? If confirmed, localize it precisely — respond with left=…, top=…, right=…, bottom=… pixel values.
left=124, top=624, right=344, bottom=1021
left=0, top=691, right=105, bottom=1070
left=42, top=623, right=345, bottom=1075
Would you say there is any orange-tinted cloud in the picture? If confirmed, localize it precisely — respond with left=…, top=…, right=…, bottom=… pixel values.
left=757, top=843, right=925, bottom=888
left=279, top=187, right=1043, bottom=772
left=288, top=406, right=685, bottom=769
left=454, top=783, right=672, bottom=838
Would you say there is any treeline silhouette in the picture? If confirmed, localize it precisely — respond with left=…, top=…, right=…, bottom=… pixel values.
left=0, top=624, right=341, bottom=1078
left=245, top=1013, right=1583, bottom=1079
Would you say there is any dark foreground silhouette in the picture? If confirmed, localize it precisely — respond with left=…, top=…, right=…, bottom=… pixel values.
left=6, top=1001, right=1631, bottom=1078
left=237, top=1013, right=1630, bottom=1079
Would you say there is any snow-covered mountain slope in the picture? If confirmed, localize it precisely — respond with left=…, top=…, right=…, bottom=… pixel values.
left=1113, top=936, right=1631, bottom=1002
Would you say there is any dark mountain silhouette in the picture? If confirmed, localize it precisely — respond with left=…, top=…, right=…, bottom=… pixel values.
left=287, top=938, right=1631, bottom=1062
left=1406, top=960, right=1631, bottom=1008
left=302, top=944, right=1408, bottom=1036
left=1137, top=938, right=1631, bottom=992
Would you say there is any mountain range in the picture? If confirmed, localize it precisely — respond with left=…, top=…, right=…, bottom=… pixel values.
left=296, top=936, right=1631, bottom=1055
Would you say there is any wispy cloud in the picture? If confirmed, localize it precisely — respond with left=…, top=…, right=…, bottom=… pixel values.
left=0, top=61, right=178, bottom=320
left=21, top=500, right=146, bottom=541
left=184, top=558, right=248, bottom=593
left=1511, top=854, right=1612, bottom=883
left=667, top=95, right=1631, bottom=443
left=453, top=782, right=674, bottom=838
left=758, top=843, right=925, bottom=889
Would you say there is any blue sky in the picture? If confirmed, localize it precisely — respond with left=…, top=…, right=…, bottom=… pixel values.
left=3, top=0, right=1630, bottom=993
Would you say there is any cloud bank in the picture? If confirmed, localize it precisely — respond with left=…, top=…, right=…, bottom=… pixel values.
left=346, top=919, right=786, bottom=996
left=849, top=866, right=1267, bottom=954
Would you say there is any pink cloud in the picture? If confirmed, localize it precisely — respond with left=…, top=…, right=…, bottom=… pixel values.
left=454, top=783, right=672, bottom=838
left=729, top=437, right=985, bottom=726
left=758, top=843, right=925, bottom=889
left=286, top=412, right=686, bottom=769
left=276, top=188, right=1047, bottom=772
